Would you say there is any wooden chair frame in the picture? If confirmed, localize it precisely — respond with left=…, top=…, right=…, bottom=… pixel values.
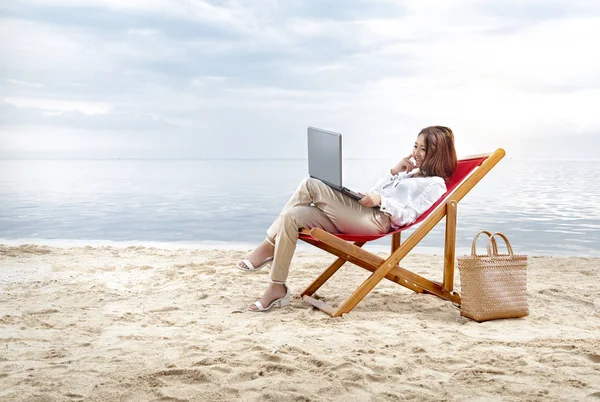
left=298, top=148, right=506, bottom=317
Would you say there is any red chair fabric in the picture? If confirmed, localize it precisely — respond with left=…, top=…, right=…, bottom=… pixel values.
left=299, top=156, right=488, bottom=243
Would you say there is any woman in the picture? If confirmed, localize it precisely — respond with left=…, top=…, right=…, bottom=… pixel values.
left=237, top=126, right=457, bottom=312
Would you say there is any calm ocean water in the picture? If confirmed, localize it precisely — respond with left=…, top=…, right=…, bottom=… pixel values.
left=1, top=158, right=599, bottom=257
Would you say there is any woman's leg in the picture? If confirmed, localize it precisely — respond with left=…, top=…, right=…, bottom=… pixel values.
left=238, top=178, right=318, bottom=270
left=249, top=205, right=337, bottom=311
left=250, top=178, right=391, bottom=310
left=239, top=177, right=329, bottom=270
left=236, top=239, right=274, bottom=270
left=277, top=177, right=391, bottom=234
left=268, top=179, right=390, bottom=282
left=265, top=177, right=321, bottom=240
left=269, top=205, right=338, bottom=283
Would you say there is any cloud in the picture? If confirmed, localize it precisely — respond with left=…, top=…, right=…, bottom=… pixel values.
left=17, top=0, right=261, bottom=33
left=4, top=79, right=44, bottom=88
left=1, top=1, right=599, bottom=159
left=127, top=28, right=160, bottom=36
left=3, top=97, right=112, bottom=115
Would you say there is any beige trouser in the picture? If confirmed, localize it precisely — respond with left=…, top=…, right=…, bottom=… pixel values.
left=266, top=177, right=392, bottom=284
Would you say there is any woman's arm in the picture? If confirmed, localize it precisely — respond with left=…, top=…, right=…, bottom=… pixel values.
left=390, top=154, right=416, bottom=175
left=370, top=156, right=415, bottom=192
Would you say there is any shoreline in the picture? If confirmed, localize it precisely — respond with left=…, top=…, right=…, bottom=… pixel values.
left=1, top=239, right=598, bottom=257
left=0, top=238, right=459, bottom=255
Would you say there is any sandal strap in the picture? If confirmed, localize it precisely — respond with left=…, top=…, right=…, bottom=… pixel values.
left=254, top=301, right=266, bottom=311
left=240, top=259, right=255, bottom=270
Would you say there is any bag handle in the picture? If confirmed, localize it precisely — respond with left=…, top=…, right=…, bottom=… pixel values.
left=488, top=232, right=514, bottom=256
left=470, top=230, right=498, bottom=256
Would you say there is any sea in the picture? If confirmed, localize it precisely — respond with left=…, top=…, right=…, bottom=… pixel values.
left=1, top=158, right=599, bottom=257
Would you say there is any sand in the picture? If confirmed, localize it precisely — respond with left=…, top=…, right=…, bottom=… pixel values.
left=0, top=244, right=599, bottom=401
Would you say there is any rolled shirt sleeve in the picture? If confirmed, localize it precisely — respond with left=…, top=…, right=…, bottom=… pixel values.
left=379, top=195, right=417, bottom=227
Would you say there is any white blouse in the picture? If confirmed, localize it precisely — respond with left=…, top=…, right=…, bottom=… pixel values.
left=370, top=169, right=447, bottom=229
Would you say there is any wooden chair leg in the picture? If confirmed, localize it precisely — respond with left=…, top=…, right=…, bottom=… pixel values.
left=443, top=200, right=457, bottom=293
left=391, top=232, right=401, bottom=253
left=302, top=228, right=461, bottom=316
left=301, top=241, right=366, bottom=297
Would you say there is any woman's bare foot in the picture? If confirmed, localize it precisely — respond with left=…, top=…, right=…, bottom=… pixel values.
left=237, top=239, right=275, bottom=270
left=248, top=283, right=288, bottom=311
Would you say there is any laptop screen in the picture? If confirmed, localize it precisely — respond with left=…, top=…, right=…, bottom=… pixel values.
left=307, top=127, right=342, bottom=188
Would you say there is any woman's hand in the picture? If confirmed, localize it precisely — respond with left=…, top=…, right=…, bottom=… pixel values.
left=358, top=192, right=381, bottom=208
left=391, top=154, right=415, bottom=175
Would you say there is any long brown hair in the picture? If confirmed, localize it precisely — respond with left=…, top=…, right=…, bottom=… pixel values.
left=418, top=126, right=457, bottom=180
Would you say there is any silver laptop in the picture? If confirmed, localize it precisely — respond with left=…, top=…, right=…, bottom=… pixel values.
left=307, top=126, right=363, bottom=201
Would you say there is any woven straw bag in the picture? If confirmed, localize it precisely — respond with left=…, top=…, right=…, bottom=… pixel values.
left=457, top=231, right=528, bottom=322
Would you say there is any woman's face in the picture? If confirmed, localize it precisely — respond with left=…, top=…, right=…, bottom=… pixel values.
left=412, top=134, right=427, bottom=168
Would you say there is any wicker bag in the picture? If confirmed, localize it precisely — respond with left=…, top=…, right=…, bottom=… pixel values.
left=457, top=231, right=528, bottom=322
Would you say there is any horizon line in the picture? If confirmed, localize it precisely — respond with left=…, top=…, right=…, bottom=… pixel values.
left=1, top=157, right=600, bottom=162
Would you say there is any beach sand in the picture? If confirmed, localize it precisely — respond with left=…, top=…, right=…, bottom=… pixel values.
left=0, top=244, right=599, bottom=401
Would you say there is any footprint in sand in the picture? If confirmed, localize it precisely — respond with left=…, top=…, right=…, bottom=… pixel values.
left=240, top=344, right=268, bottom=353
left=259, top=362, right=297, bottom=375
left=365, top=373, right=387, bottom=383
left=64, top=393, right=85, bottom=400
left=228, top=370, right=260, bottom=384
left=377, top=391, right=403, bottom=401
left=278, top=344, right=311, bottom=356
left=257, top=352, right=283, bottom=363
left=339, top=368, right=366, bottom=383
left=306, top=357, right=329, bottom=369
left=191, top=356, right=227, bottom=367
left=119, top=391, right=155, bottom=402
left=43, top=348, right=68, bottom=359
left=149, top=306, right=180, bottom=313
left=24, top=308, right=59, bottom=315
left=153, top=368, right=213, bottom=384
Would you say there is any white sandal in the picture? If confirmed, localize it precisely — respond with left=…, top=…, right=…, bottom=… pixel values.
left=249, top=284, right=291, bottom=312
left=236, top=256, right=274, bottom=272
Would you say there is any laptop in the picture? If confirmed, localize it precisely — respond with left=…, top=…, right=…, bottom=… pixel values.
left=307, top=126, right=363, bottom=201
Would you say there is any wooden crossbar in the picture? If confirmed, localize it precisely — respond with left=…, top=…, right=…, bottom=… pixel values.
left=299, top=148, right=505, bottom=317
left=299, top=230, right=427, bottom=295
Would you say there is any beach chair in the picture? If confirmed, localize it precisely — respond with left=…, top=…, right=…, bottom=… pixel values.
left=298, top=148, right=505, bottom=317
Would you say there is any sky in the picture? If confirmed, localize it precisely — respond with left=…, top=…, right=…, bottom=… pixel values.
left=1, top=0, right=599, bottom=159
